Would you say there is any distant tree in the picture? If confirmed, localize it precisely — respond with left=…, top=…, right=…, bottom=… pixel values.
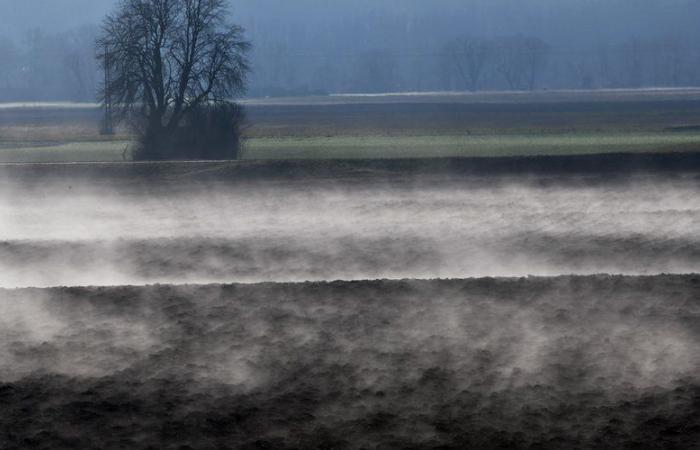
left=443, top=37, right=493, bottom=92
left=354, top=50, right=398, bottom=93
left=651, top=36, right=684, bottom=87
left=63, top=27, right=100, bottom=101
left=619, top=38, right=644, bottom=88
left=596, top=45, right=617, bottom=88
left=495, top=36, right=549, bottom=91
left=521, top=37, right=549, bottom=90
left=97, top=0, right=250, bottom=160
left=0, top=37, right=18, bottom=100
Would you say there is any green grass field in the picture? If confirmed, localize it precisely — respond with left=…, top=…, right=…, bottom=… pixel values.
left=0, top=141, right=131, bottom=163
left=1, top=132, right=698, bottom=163
left=2, top=90, right=700, bottom=163
left=241, top=133, right=700, bottom=160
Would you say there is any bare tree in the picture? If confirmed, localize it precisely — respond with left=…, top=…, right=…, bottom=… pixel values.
left=63, top=27, right=100, bottom=101
left=521, top=37, right=549, bottom=91
left=0, top=37, right=18, bottom=99
left=656, top=36, right=684, bottom=87
left=354, top=50, right=398, bottom=93
left=97, top=0, right=250, bottom=159
left=619, top=38, right=643, bottom=88
left=596, top=45, right=617, bottom=88
left=494, top=37, right=524, bottom=90
left=495, top=36, right=549, bottom=91
left=444, top=37, right=493, bottom=92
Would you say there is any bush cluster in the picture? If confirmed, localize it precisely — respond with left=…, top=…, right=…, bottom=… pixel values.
left=134, top=103, right=245, bottom=161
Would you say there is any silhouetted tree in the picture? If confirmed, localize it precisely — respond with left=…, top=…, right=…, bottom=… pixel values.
left=0, top=37, right=18, bottom=99
left=495, top=36, right=549, bottom=91
left=620, top=38, right=644, bottom=88
left=63, top=27, right=100, bottom=101
left=97, top=0, right=250, bottom=160
left=443, top=37, right=493, bottom=91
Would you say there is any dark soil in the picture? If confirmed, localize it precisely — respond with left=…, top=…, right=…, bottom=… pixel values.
left=1, top=276, right=699, bottom=449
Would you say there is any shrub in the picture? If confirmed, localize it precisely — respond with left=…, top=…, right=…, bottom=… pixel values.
left=133, top=103, right=246, bottom=161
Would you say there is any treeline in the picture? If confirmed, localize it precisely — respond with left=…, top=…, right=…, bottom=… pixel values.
left=240, top=0, right=700, bottom=96
left=0, top=30, right=699, bottom=101
left=0, top=27, right=98, bottom=102
left=247, top=34, right=700, bottom=96
left=438, top=35, right=700, bottom=92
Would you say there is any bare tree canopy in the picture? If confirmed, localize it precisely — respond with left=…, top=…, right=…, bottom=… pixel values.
left=97, top=0, right=250, bottom=138
left=495, top=36, right=549, bottom=91
left=443, top=37, right=493, bottom=92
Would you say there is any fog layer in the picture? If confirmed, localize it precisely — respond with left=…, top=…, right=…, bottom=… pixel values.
left=1, top=175, right=698, bottom=287
left=0, top=277, right=698, bottom=448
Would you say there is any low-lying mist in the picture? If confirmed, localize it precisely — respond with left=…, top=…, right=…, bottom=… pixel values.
left=0, top=174, right=698, bottom=288
left=0, top=276, right=698, bottom=448
left=1, top=168, right=699, bottom=447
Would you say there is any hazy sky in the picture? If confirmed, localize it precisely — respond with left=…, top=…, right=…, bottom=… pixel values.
left=1, top=0, right=698, bottom=44
left=1, top=0, right=698, bottom=98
